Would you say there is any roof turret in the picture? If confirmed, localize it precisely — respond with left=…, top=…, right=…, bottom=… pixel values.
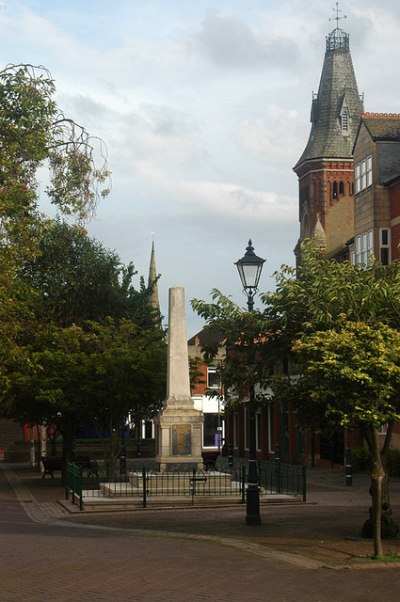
left=294, top=10, right=363, bottom=171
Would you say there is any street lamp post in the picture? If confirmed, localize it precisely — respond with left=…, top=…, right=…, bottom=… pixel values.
left=235, top=240, right=265, bottom=526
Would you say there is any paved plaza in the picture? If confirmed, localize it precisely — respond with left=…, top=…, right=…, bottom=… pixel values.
left=1, top=463, right=400, bottom=601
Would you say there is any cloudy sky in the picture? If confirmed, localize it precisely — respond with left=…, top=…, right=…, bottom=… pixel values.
left=1, top=0, right=399, bottom=335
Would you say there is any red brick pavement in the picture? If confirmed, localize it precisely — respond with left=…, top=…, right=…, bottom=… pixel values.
left=2, top=464, right=400, bottom=601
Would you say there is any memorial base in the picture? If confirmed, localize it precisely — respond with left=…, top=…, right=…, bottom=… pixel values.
left=154, top=403, right=204, bottom=472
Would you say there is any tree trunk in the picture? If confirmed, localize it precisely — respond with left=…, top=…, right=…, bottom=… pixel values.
left=361, top=425, right=399, bottom=545
left=371, top=428, right=384, bottom=558
left=361, top=428, right=384, bottom=558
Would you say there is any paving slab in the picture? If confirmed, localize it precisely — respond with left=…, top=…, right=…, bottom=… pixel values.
left=2, top=462, right=400, bottom=569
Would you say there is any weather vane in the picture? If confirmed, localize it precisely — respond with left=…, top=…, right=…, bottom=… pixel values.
left=330, top=2, right=346, bottom=29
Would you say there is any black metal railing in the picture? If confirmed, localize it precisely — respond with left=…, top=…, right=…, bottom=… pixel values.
left=218, top=457, right=306, bottom=501
left=65, top=461, right=83, bottom=510
left=65, top=457, right=306, bottom=511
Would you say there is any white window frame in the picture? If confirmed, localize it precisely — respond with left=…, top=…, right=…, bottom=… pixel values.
left=355, top=229, right=373, bottom=266
left=244, top=402, right=260, bottom=451
left=207, top=366, right=219, bottom=390
left=355, top=155, right=372, bottom=193
left=379, top=228, right=391, bottom=265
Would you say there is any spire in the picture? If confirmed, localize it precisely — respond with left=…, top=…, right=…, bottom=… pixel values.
left=294, top=7, right=363, bottom=171
left=148, top=236, right=161, bottom=320
left=312, top=214, right=326, bottom=250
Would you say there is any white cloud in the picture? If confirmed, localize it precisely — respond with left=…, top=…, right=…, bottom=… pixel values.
left=3, top=0, right=400, bottom=336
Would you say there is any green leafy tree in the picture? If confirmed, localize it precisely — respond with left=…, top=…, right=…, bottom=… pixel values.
left=81, top=319, right=166, bottom=476
left=291, top=321, right=400, bottom=559
left=192, top=290, right=271, bottom=400
left=0, top=63, right=110, bottom=265
left=4, top=319, right=166, bottom=477
left=1, top=221, right=166, bottom=469
left=20, top=219, right=155, bottom=327
left=192, top=242, right=400, bottom=557
left=0, top=63, right=110, bottom=397
left=2, top=323, right=93, bottom=460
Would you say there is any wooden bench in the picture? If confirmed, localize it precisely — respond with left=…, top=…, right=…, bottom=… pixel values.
left=41, top=456, right=98, bottom=478
left=41, top=456, right=63, bottom=479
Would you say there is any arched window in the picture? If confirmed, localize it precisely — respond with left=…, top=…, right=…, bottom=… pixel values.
left=332, top=181, right=338, bottom=198
left=339, top=181, right=345, bottom=195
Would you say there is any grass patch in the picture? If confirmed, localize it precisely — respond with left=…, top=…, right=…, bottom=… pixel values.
left=358, top=549, right=400, bottom=563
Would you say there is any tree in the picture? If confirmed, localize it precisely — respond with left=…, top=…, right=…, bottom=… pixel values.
left=1, top=221, right=166, bottom=470
left=4, top=318, right=166, bottom=477
left=0, top=63, right=110, bottom=265
left=290, top=321, right=400, bottom=558
left=192, top=242, right=400, bottom=557
left=81, top=319, right=166, bottom=476
left=20, top=219, right=156, bottom=327
left=192, top=290, right=271, bottom=399
left=0, top=63, right=111, bottom=394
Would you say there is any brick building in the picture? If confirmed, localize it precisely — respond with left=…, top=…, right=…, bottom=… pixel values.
left=221, top=22, right=400, bottom=467
left=350, top=113, right=400, bottom=267
left=187, top=330, right=225, bottom=453
left=293, top=22, right=363, bottom=261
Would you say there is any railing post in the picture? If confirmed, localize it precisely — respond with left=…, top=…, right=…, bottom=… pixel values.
left=191, top=468, right=196, bottom=506
left=142, top=465, right=147, bottom=508
left=65, top=461, right=70, bottom=500
left=241, top=465, right=246, bottom=504
left=302, top=464, right=307, bottom=502
left=77, top=463, right=83, bottom=511
left=228, top=444, right=233, bottom=469
left=275, top=457, right=281, bottom=494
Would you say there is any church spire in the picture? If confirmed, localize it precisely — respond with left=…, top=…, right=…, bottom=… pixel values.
left=148, top=236, right=161, bottom=323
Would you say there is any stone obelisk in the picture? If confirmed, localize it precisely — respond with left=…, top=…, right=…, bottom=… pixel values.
left=154, top=286, right=203, bottom=471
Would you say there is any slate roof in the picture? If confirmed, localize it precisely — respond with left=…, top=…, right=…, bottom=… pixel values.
left=362, top=113, right=400, bottom=141
left=357, top=114, right=400, bottom=185
left=294, top=28, right=363, bottom=170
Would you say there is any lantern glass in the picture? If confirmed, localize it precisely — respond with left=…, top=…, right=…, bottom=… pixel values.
left=235, top=240, right=265, bottom=291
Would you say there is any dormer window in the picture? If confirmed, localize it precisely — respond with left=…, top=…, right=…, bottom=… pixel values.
left=339, top=96, right=350, bottom=135
left=341, top=107, right=349, bottom=133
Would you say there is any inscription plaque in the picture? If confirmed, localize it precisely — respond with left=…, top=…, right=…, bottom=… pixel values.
left=172, top=425, right=191, bottom=455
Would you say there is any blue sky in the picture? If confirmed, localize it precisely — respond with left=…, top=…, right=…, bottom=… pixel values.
left=1, top=1, right=400, bottom=335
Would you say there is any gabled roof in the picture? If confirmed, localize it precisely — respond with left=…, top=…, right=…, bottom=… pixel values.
left=355, top=114, right=400, bottom=185
left=188, top=328, right=224, bottom=347
left=361, top=113, right=400, bottom=142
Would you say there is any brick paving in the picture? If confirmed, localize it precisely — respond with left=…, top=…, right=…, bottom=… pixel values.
left=1, top=463, right=400, bottom=601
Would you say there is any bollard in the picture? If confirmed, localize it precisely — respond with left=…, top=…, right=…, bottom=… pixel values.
left=345, top=448, right=353, bottom=487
